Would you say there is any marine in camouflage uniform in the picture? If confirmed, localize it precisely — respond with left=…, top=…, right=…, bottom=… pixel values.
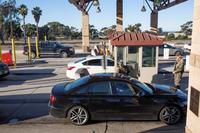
left=173, top=52, right=185, bottom=89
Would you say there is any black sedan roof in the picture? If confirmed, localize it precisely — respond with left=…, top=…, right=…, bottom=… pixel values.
left=89, top=73, right=133, bottom=82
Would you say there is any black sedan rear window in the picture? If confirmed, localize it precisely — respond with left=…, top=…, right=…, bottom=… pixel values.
left=64, top=76, right=90, bottom=91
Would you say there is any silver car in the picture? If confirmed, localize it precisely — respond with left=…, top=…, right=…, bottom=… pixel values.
left=159, top=44, right=185, bottom=56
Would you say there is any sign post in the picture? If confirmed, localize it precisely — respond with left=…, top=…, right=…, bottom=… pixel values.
left=28, top=37, right=32, bottom=61
left=35, top=37, right=39, bottom=58
left=12, top=38, right=16, bottom=68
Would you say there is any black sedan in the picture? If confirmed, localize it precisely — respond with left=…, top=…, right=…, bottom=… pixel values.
left=49, top=73, right=187, bottom=125
left=0, top=61, right=9, bottom=78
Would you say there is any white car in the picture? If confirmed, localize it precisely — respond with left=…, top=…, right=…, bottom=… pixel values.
left=66, top=56, right=118, bottom=79
left=184, top=43, right=191, bottom=51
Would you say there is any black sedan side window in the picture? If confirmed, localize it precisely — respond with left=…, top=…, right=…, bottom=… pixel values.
left=71, top=86, right=88, bottom=95
left=112, top=81, right=135, bottom=96
left=88, top=81, right=112, bottom=95
left=83, top=59, right=101, bottom=66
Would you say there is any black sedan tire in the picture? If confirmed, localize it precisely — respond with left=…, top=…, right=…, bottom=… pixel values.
left=67, top=106, right=89, bottom=126
left=60, top=51, right=68, bottom=58
left=30, top=52, right=36, bottom=59
left=159, top=105, right=182, bottom=125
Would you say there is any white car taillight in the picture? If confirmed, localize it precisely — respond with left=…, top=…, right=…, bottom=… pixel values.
left=67, top=66, right=76, bottom=70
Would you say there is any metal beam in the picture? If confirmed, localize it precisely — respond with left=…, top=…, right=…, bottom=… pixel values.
left=68, top=0, right=93, bottom=14
left=149, top=0, right=188, bottom=11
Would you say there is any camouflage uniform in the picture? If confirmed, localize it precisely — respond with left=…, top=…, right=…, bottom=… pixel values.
left=173, top=57, right=185, bottom=88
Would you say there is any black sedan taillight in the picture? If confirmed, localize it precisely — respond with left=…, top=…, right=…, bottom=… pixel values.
left=50, top=94, right=56, bottom=105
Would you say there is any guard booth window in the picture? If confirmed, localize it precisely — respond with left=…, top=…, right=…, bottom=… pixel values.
left=117, top=47, right=124, bottom=61
left=127, top=46, right=139, bottom=64
left=142, top=47, right=156, bottom=67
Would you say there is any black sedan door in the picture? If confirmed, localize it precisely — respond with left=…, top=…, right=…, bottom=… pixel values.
left=87, top=81, right=113, bottom=120
left=106, top=81, right=158, bottom=120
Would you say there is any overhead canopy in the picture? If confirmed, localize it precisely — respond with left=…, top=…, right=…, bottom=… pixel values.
left=109, top=32, right=163, bottom=46
left=68, top=0, right=188, bottom=13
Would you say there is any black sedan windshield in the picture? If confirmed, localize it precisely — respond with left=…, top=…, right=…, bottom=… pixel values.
left=132, top=79, right=154, bottom=95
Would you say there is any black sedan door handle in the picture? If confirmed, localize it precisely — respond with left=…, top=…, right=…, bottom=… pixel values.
left=107, top=99, right=120, bottom=102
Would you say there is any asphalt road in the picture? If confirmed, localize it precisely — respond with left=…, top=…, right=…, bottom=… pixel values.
left=0, top=52, right=187, bottom=133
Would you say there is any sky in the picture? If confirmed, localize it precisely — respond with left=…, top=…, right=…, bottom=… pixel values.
left=16, top=0, right=194, bottom=31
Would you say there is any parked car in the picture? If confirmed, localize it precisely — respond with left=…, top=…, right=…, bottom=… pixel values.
left=1, top=51, right=13, bottom=66
left=66, top=56, right=117, bottom=79
left=159, top=43, right=185, bottom=56
left=184, top=43, right=191, bottom=51
left=0, top=61, right=9, bottom=78
left=23, top=41, right=75, bottom=58
left=49, top=73, right=187, bottom=125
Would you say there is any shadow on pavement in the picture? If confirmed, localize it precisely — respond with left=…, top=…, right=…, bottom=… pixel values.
left=140, top=122, right=185, bottom=133
left=0, top=93, right=49, bottom=124
left=0, top=68, right=56, bottom=88
left=17, top=60, right=48, bottom=68
left=36, top=53, right=90, bottom=59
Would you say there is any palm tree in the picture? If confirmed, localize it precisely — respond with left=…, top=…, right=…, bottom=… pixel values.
left=31, top=6, right=42, bottom=40
left=18, top=4, right=28, bottom=45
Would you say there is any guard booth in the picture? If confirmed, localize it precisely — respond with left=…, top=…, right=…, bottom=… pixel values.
left=109, top=32, right=163, bottom=83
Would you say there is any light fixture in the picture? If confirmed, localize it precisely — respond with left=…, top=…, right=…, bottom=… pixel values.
left=141, top=5, right=146, bottom=12
left=141, top=0, right=146, bottom=12
left=93, top=0, right=99, bottom=6
left=96, top=6, right=101, bottom=13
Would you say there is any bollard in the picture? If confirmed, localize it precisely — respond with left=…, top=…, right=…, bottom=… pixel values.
left=106, top=47, right=109, bottom=56
left=12, top=38, right=16, bottom=68
left=0, top=42, right=2, bottom=61
left=44, top=35, right=47, bottom=41
left=35, top=36, right=39, bottom=58
left=28, top=37, right=32, bottom=61
left=163, top=48, right=169, bottom=60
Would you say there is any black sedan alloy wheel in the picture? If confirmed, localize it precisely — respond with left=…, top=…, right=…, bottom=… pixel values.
left=61, top=51, right=68, bottom=58
left=159, top=105, right=181, bottom=125
left=67, top=106, right=89, bottom=125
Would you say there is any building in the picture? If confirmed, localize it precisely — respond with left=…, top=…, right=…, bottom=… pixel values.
left=186, top=0, right=200, bottom=132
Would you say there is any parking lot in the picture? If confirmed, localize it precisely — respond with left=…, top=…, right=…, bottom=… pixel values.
left=0, top=48, right=188, bottom=133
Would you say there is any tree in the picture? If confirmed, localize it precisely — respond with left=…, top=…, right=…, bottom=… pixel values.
left=125, top=23, right=141, bottom=32
left=165, top=33, right=175, bottom=40
left=180, top=21, right=193, bottom=35
left=99, top=25, right=116, bottom=38
left=4, top=19, right=22, bottom=40
left=89, top=25, right=99, bottom=39
left=176, top=35, right=188, bottom=40
left=25, top=23, right=36, bottom=37
left=46, top=22, right=66, bottom=37
left=32, top=6, right=42, bottom=40
left=39, top=25, right=49, bottom=40
left=18, top=4, right=28, bottom=45
left=0, top=0, right=17, bottom=43
left=70, top=26, right=81, bottom=39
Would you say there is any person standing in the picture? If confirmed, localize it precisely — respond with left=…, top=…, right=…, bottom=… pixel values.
left=173, top=51, right=185, bottom=89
